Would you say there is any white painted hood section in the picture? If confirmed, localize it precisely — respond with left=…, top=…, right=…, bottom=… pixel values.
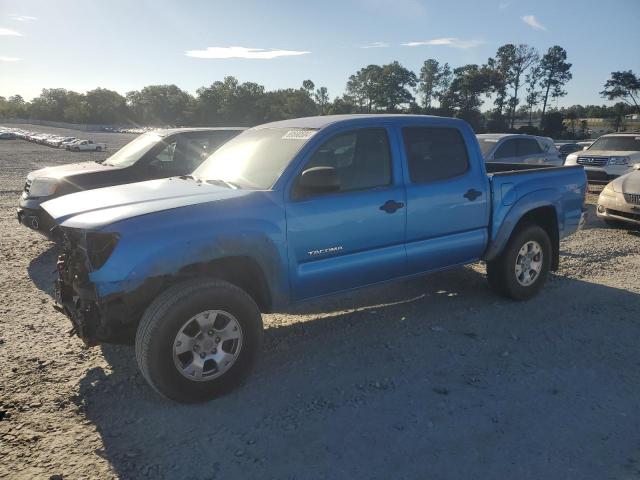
left=41, top=177, right=249, bottom=229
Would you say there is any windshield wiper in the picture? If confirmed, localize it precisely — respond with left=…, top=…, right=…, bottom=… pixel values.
left=205, top=179, right=240, bottom=189
left=179, top=174, right=200, bottom=181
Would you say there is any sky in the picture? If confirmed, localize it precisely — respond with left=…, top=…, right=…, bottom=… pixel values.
left=1, top=0, right=639, bottom=108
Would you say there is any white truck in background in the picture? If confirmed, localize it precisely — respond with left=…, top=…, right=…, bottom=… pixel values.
left=69, top=140, right=107, bottom=152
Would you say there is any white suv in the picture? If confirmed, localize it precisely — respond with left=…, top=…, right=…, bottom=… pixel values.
left=564, top=133, right=640, bottom=184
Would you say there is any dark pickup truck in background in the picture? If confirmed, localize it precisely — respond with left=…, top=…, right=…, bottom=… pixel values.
left=42, top=114, right=587, bottom=403
left=18, top=127, right=244, bottom=236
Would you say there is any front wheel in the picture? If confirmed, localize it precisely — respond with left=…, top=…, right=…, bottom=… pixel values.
left=135, top=279, right=263, bottom=403
left=486, top=224, right=551, bottom=301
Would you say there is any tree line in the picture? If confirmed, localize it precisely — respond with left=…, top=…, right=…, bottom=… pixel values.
left=1, top=43, right=638, bottom=137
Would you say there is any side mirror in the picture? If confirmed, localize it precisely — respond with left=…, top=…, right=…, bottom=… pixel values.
left=583, top=146, right=589, bottom=150
left=298, top=166, right=340, bottom=195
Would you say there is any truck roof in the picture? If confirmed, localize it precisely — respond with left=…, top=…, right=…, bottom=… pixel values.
left=600, top=133, right=640, bottom=137
left=155, top=127, right=247, bottom=137
left=252, top=114, right=446, bottom=130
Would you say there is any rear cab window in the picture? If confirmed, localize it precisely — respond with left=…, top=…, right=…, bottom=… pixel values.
left=402, top=127, right=470, bottom=183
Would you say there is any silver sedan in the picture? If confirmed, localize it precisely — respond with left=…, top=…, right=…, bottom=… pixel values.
left=597, top=164, right=640, bottom=228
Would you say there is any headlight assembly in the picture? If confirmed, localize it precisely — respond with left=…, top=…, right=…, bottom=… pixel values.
left=601, top=184, right=615, bottom=197
left=86, top=232, right=120, bottom=270
left=28, top=177, right=59, bottom=197
left=609, top=156, right=630, bottom=166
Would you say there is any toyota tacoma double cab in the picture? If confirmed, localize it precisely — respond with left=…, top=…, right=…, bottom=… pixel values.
left=42, top=115, right=587, bottom=403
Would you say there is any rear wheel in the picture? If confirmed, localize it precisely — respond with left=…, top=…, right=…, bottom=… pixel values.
left=135, top=279, right=263, bottom=403
left=95, top=146, right=102, bottom=152
left=486, top=224, right=551, bottom=301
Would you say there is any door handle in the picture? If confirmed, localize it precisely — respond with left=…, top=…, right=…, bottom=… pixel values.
left=464, top=189, right=482, bottom=201
left=380, top=200, right=404, bottom=213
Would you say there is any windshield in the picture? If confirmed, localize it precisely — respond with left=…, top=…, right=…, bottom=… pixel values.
left=588, top=136, right=640, bottom=152
left=103, top=132, right=163, bottom=167
left=477, top=138, right=499, bottom=157
left=193, top=128, right=317, bottom=189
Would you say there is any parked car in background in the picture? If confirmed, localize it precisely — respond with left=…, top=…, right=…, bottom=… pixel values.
left=58, top=137, right=78, bottom=149
left=0, top=131, right=16, bottom=139
left=48, top=136, right=76, bottom=148
left=555, top=142, right=583, bottom=161
left=577, top=140, right=595, bottom=150
left=42, top=114, right=586, bottom=403
left=69, top=140, right=107, bottom=152
left=597, top=163, right=640, bottom=227
left=477, top=134, right=563, bottom=166
left=564, top=133, right=640, bottom=183
left=18, top=127, right=244, bottom=235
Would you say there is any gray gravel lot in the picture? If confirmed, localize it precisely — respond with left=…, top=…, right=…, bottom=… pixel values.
left=1, top=124, right=639, bottom=480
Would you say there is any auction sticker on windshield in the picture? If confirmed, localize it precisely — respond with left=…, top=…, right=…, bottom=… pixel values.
left=282, top=129, right=317, bottom=140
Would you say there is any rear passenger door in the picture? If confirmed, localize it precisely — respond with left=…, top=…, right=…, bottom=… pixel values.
left=285, top=127, right=407, bottom=301
left=401, top=126, right=489, bottom=275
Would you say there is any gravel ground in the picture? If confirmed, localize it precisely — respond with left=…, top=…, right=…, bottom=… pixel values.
left=1, top=124, right=639, bottom=480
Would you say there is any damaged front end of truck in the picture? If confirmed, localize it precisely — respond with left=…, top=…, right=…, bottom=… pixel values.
left=53, top=226, right=137, bottom=345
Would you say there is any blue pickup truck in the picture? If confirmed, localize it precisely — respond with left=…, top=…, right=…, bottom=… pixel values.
left=42, top=115, right=586, bottom=403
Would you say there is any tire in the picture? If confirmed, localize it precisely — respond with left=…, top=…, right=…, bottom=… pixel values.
left=95, top=147, right=102, bottom=152
left=486, top=224, right=551, bottom=301
left=135, top=279, right=263, bottom=403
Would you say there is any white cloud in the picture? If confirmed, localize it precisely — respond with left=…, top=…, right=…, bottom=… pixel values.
left=185, top=46, right=310, bottom=59
left=9, top=14, right=37, bottom=21
left=402, top=38, right=483, bottom=49
left=360, top=42, right=389, bottom=49
left=0, top=56, right=20, bottom=62
left=521, top=15, right=546, bottom=30
left=0, top=27, right=22, bottom=36
left=498, top=2, right=510, bottom=8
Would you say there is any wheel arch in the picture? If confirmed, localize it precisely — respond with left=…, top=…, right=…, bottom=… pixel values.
left=485, top=195, right=561, bottom=271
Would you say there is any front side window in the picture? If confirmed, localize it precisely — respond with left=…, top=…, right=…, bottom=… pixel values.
left=403, top=127, right=469, bottom=182
left=300, top=128, right=392, bottom=195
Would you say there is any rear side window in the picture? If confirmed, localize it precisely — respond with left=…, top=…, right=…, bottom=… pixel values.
left=402, top=127, right=469, bottom=183
left=302, top=128, right=392, bottom=194
left=494, top=139, right=517, bottom=159
left=517, top=138, right=543, bottom=156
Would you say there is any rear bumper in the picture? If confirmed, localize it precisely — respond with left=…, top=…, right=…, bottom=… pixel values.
left=583, top=165, right=634, bottom=184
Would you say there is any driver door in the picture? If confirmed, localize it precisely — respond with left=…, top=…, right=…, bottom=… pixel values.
left=285, top=127, right=407, bottom=301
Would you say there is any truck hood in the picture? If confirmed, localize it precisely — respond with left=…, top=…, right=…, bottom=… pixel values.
left=28, top=161, right=117, bottom=180
left=611, top=170, right=640, bottom=193
left=41, top=177, right=250, bottom=229
left=579, top=150, right=640, bottom=158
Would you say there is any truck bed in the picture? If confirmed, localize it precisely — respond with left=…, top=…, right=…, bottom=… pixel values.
left=483, top=162, right=587, bottom=262
left=485, top=162, right=571, bottom=175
